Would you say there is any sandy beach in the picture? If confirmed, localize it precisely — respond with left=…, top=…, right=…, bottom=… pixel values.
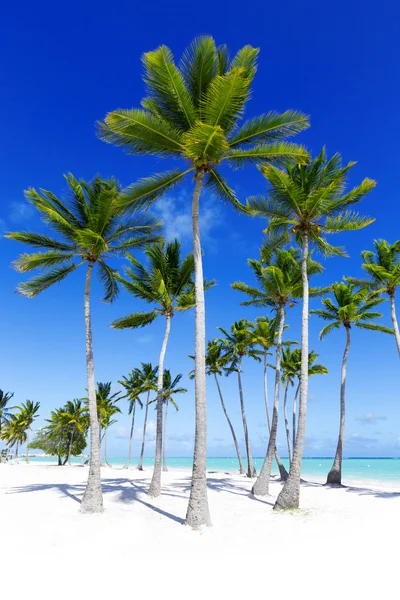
left=0, top=463, right=398, bottom=598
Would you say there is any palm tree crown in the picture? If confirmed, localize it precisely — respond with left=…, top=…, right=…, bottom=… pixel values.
left=358, top=239, right=400, bottom=295
left=0, top=390, right=15, bottom=434
left=160, top=370, right=187, bottom=409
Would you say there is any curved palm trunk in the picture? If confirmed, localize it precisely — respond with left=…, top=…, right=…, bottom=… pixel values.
left=185, top=170, right=211, bottom=529
left=138, top=392, right=150, bottom=470
left=14, top=442, right=19, bottom=459
left=104, top=429, right=112, bottom=468
left=238, top=356, right=256, bottom=478
left=292, top=383, right=300, bottom=453
left=390, top=293, right=400, bottom=357
left=327, top=327, right=351, bottom=485
left=275, top=234, right=309, bottom=510
left=162, top=401, right=168, bottom=472
left=148, top=315, right=171, bottom=497
left=80, top=262, right=103, bottom=513
left=252, top=306, right=285, bottom=496
left=63, top=431, right=74, bottom=465
left=214, top=373, right=245, bottom=475
left=124, top=404, right=136, bottom=469
left=264, top=356, right=288, bottom=481
left=283, top=382, right=293, bottom=464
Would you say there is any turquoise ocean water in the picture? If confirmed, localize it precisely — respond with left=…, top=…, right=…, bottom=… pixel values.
left=25, top=456, right=400, bottom=484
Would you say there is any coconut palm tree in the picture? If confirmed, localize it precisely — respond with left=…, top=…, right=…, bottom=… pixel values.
left=312, top=281, right=392, bottom=485
left=0, top=390, right=14, bottom=440
left=1, top=414, right=27, bottom=458
left=59, top=399, right=88, bottom=465
left=135, top=363, right=158, bottom=470
left=6, top=174, right=159, bottom=512
left=18, top=400, right=40, bottom=462
left=159, top=370, right=187, bottom=472
left=233, top=247, right=323, bottom=495
left=246, top=148, right=376, bottom=509
left=95, top=382, right=121, bottom=466
left=347, top=240, right=400, bottom=357
left=218, top=319, right=261, bottom=478
left=112, top=239, right=209, bottom=496
left=119, top=370, right=144, bottom=469
left=98, top=36, right=310, bottom=528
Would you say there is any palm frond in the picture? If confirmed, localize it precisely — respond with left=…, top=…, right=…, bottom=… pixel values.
left=98, top=260, right=119, bottom=303
left=228, top=111, right=310, bottom=148
left=120, top=169, right=193, bottom=211
left=16, top=264, right=78, bottom=298
left=225, top=142, right=309, bottom=169
left=111, top=311, right=158, bottom=330
left=12, top=251, right=75, bottom=273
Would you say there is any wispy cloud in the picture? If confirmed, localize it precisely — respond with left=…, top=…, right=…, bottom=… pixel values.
left=346, top=433, right=378, bottom=446
left=356, top=413, right=387, bottom=425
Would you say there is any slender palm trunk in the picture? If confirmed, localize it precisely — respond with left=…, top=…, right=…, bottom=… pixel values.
left=390, top=293, right=400, bottom=357
left=292, top=383, right=300, bottom=453
left=80, top=261, right=103, bottom=513
left=25, top=432, right=30, bottom=463
left=252, top=306, right=285, bottom=496
left=186, top=170, right=211, bottom=529
left=238, top=356, right=256, bottom=478
left=64, top=431, right=74, bottom=465
left=283, top=382, right=293, bottom=464
left=148, top=315, right=171, bottom=497
left=138, top=391, right=150, bottom=470
left=104, top=429, right=112, bottom=467
left=275, top=234, right=309, bottom=510
left=162, top=401, right=168, bottom=472
left=124, top=404, right=136, bottom=469
left=326, top=327, right=351, bottom=485
left=214, top=373, right=245, bottom=475
left=264, top=355, right=288, bottom=481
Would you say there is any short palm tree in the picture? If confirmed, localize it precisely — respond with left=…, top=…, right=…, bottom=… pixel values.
left=0, top=390, right=14, bottom=439
left=98, top=36, right=310, bottom=528
left=159, top=370, right=187, bottom=472
left=348, top=240, right=400, bottom=357
left=59, top=399, right=88, bottom=465
left=218, top=319, right=261, bottom=478
left=6, top=174, right=159, bottom=512
left=246, top=148, right=376, bottom=509
left=112, top=239, right=207, bottom=496
left=1, top=414, right=27, bottom=458
left=233, top=247, right=323, bottom=495
left=96, top=383, right=121, bottom=467
left=312, top=281, right=392, bottom=485
left=119, top=370, right=144, bottom=469
left=135, top=363, right=158, bottom=470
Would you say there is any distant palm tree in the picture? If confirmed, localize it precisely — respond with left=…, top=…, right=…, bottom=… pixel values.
left=159, top=370, right=187, bottom=472
left=246, top=148, right=376, bottom=509
left=312, top=281, right=392, bottom=485
left=95, top=382, right=121, bottom=467
left=218, top=319, right=261, bottom=478
left=347, top=240, right=400, bottom=357
left=59, top=399, right=88, bottom=465
left=1, top=415, right=27, bottom=458
left=233, top=247, right=323, bottom=495
left=135, top=363, right=158, bottom=470
left=119, top=370, right=144, bottom=469
left=6, top=174, right=159, bottom=512
left=98, top=35, right=309, bottom=529
left=0, top=390, right=14, bottom=439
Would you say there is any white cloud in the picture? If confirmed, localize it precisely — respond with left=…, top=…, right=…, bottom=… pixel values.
left=356, top=413, right=387, bottom=425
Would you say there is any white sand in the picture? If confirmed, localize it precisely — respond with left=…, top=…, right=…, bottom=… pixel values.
left=0, top=464, right=398, bottom=598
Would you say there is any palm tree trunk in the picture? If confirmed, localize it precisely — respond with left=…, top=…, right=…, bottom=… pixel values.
left=292, top=382, right=300, bottom=453
left=252, top=306, right=285, bottom=496
left=185, top=169, right=211, bottom=529
left=326, top=327, right=351, bottom=485
left=264, top=355, right=288, bottom=481
left=25, top=432, right=29, bottom=463
left=138, top=391, right=150, bottom=470
left=238, top=356, right=257, bottom=477
left=148, top=315, right=171, bottom=497
left=214, top=373, right=245, bottom=475
left=390, top=293, right=400, bottom=357
left=124, top=404, right=136, bottom=469
left=15, top=442, right=19, bottom=459
left=162, top=401, right=168, bottom=472
left=63, top=431, right=74, bottom=465
left=283, top=382, right=293, bottom=464
left=104, top=429, right=112, bottom=468
left=275, top=233, right=309, bottom=510
left=80, top=261, right=103, bottom=514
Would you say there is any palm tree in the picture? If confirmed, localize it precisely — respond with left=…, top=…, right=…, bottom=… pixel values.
left=246, top=148, right=376, bottom=509
left=218, top=319, right=261, bottom=478
left=59, top=399, right=88, bottom=465
left=98, top=36, right=310, bottom=528
left=18, top=400, right=40, bottom=462
left=312, top=281, right=392, bottom=485
left=135, top=363, right=158, bottom=470
left=1, top=414, right=27, bottom=458
left=233, top=247, right=323, bottom=495
left=159, top=370, right=187, bottom=472
left=6, top=174, right=159, bottom=512
left=0, top=390, right=14, bottom=440
left=347, top=240, right=400, bottom=357
left=112, top=239, right=211, bottom=497
left=119, top=370, right=144, bottom=469
left=95, top=382, right=121, bottom=467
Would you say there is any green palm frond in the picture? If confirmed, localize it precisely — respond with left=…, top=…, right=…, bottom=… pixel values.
left=325, top=211, right=375, bottom=233
left=120, top=169, right=193, bottom=211
left=111, top=311, right=158, bottom=330
left=179, top=36, right=217, bottom=113
left=5, top=232, right=75, bottom=251
left=228, top=111, right=310, bottom=148
left=225, top=142, right=309, bottom=169
left=204, top=169, right=239, bottom=206
left=97, top=260, right=119, bottom=303
left=182, top=122, right=229, bottom=164
left=17, top=264, right=78, bottom=298
left=12, top=251, right=76, bottom=273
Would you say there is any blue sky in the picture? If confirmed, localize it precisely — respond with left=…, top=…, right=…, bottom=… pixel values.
left=1, top=0, right=399, bottom=459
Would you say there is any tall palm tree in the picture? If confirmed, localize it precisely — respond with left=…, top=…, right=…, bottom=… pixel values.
left=59, top=399, right=88, bottom=465
left=312, top=281, right=392, bottom=485
left=246, top=148, right=376, bottom=509
left=218, top=319, right=261, bottom=478
left=98, top=36, right=310, bottom=528
left=159, top=370, right=187, bottom=472
left=19, top=400, right=40, bottom=462
left=119, top=370, right=144, bottom=469
left=135, top=363, right=158, bottom=470
left=233, top=247, right=323, bottom=495
left=6, top=174, right=159, bottom=512
left=347, top=240, right=400, bottom=357
left=112, top=239, right=209, bottom=496
left=0, top=390, right=14, bottom=440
